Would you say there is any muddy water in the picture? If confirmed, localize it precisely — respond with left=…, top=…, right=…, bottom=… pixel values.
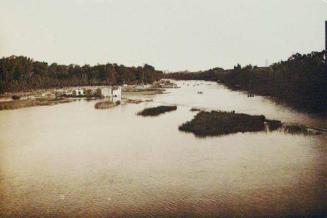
left=0, top=81, right=326, bottom=217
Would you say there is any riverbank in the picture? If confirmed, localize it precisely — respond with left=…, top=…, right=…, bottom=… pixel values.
left=165, top=51, right=327, bottom=115
left=0, top=84, right=167, bottom=110
left=0, top=98, right=75, bottom=110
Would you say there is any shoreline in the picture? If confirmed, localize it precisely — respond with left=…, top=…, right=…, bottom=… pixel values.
left=0, top=85, right=167, bottom=110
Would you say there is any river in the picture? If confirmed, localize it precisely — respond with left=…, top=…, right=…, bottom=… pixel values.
left=0, top=81, right=326, bottom=217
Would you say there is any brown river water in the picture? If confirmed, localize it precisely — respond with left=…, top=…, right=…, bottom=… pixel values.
left=0, top=81, right=326, bottom=217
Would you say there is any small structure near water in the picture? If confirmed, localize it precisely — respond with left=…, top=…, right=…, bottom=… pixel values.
left=112, top=86, right=122, bottom=103
left=94, top=86, right=122, bottom=109
left=100, top=87, right=111, bottom=97
left=100, top=86, right=121, bottom=103
left=73, top=88, right=84, bottom=97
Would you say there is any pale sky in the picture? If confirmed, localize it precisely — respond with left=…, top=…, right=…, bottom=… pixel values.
left=0, top=0, right=326, bottom=71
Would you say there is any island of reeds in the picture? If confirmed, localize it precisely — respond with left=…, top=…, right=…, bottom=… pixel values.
left=137, top=106, right=177, bottom=116
left=179, top=110, right=321, bottom=137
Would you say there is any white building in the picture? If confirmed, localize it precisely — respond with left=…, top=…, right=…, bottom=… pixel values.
left=100, top=86, right=121, bottom=103
left=112, top=86, right=122, bottom=103
left=74, top=88, right=84, bottom=96
left=101, top=87, right=112, bottom=97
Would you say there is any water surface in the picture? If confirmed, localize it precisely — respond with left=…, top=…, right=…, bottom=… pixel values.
left=0, top=81, right=326, bottom=217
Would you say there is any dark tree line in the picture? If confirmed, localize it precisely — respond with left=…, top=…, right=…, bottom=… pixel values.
left=163, top=67, right=226, bottom=81
left=0, top=56, right=163, bottom=93
left=166, top=51, right=327, bottom=114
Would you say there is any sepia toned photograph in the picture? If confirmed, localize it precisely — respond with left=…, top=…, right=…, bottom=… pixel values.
left=0, top=0, right=326, bottom=217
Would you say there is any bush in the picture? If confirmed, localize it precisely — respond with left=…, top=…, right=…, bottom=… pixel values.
left=12, top=95, right=21, bottom=100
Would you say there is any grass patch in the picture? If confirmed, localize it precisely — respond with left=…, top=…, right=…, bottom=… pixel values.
left=138, top=105, right=177, bottom=116
left=123, top=88, right=164, bottom=96
left=283, top=124, right=319, bottom=135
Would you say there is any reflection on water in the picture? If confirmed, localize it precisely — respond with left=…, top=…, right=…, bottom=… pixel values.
left=0, top=81, right=326, bottom=217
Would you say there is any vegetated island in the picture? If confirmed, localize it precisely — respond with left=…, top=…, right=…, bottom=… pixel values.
left=166, top=51, right=327, bottom=115
left=95, top=100, right=121, bottom=109
left=123, top=87, right=165, bottom=96
left=179, top=110, right=322, bottom=137
left=137, top=106, right=177, bottom=116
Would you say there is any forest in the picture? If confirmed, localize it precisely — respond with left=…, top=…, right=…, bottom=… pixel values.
left=0, top=56, right=163, bottom=93
left=166, top=51, right=327, bottom=114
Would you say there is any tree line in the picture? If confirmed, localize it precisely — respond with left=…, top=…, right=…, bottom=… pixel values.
left=166, top=51, right=327, bottom=114
left=0, top=56, right=163, bottom=93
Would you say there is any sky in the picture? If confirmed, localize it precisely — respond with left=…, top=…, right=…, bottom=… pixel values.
left=0, top=0, right=326, bottom=71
